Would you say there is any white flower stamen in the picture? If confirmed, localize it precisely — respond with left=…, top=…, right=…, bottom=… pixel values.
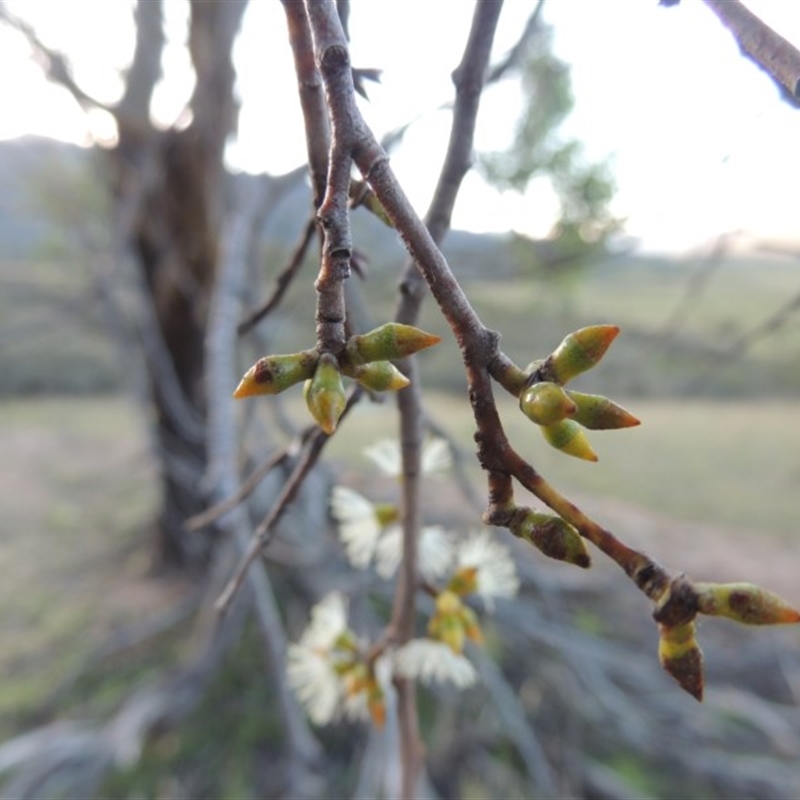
left=375, top=525, right=454, bottom=580
left=456, top=530, right=520, bottom=609
left=393, top=639, right=477, bottom=688
left=330, top=486, right=382, bottom=568
left=287, top=592, right=353, bottom=726
left=363, top=437, right=452, bottom=478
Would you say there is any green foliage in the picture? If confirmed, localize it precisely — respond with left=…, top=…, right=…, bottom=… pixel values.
left=479, top=21, right=618, bottom=267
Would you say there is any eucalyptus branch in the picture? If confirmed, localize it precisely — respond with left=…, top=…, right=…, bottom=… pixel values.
left=281, top=0, right=330, bottom=206
left=701, top=0, right=800, bottom=102
left=388, top=5, right=504, bottom=793
left=289, top=0, right=800, bottom=707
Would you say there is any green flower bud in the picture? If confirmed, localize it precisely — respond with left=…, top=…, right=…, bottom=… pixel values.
left=233, top=350, right=318, bottom=398
left=520, top=381, right=577, bottom=426
left=695, top=582, right=800, bottom=625
left=305, top=353, right=346, bottom=434
left=345, top=323, right=441, bottom=366
left=658, top=620, right=704, bottom=701
left=567, top=390, right=640, bottom=430
left=541, top=419, right=599, bottom=462
left=341, top=360, right=410, bottom=392
left=509, top=507, right=590, bottom=568
left=549, top=325, right=619, bottom=384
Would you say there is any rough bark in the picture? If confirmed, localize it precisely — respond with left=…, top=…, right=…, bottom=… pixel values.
left=108, top=0, right=248, bottom=568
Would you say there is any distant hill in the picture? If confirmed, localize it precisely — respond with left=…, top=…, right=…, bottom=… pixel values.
left=0, top=136, right=518, bottom=276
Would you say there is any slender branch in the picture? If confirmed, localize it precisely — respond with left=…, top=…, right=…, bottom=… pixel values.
left=297, top=0, right=686, bottom=626
left=282, top=0, right=331, bottom=206
left=215, top=388, right=362, bottom=614
left=237, top=215, right=317, bottom=336
left=0, top=2, right=113, bottom=115
left=701, top=0, right=800, bottom=102
left=388, top=4, right=504, bottom=794
left=185, top=448, right=289, bottom=532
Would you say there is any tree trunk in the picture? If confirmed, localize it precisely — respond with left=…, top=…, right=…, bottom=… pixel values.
left=109, top=0, right=249, bottom=569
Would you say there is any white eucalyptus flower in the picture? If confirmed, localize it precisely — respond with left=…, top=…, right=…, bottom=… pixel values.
left=330, top=486, right=382, bottom=568
left=392, top=639, right=477, bottom=688
left=374, top=524, right=455, bottom=580
left=455, top=530, right=520, bottom=609
left=287, top=642, right=343, bottom=726
left=363, top=437, right=452, bottom=478
left=287, top=592, right=351, bottom=725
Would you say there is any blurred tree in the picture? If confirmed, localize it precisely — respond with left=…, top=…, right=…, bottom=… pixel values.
left=480, top=15, right=619, bottom=274
left=0, top=0, right=248, bottom=568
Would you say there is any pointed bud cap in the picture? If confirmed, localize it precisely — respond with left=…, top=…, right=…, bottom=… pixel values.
left=459, top=604, right=484, bottom=645
left=305, top=353, right=346, bottom=435
left=509, top=507, right=590, bottom=568
left=541, top=419, right=599, bottom=462
left=233, top=350, right=318, bottom=398
left=367, top=679, right=387, bottom=728
left=341, top=360, right=410, bottom=392
left=520, top=381, right=577, bottom=426
left=549, top=325, right=619, bottom=384
left=345, top=323, right=440, bottom=366
left=447, top=565, right=479, bottom=597
left=695, top=582, right=800, bottom=625
left=428, top=612, right=466, bottom=654
left=567, top=390, right=641, bottom=430
left=658, top=620, right=704, bottom=701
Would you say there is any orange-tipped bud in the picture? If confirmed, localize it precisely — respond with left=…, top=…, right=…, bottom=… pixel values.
left=341, top=360, right=410, bottom=392
left=447, top=565, right=479, bottom=597
left=345, top=323, right=440, bottom=366
left=434, top=589, right=462, bottom=616
left=658, top=620, right=704, bottom=701
left=428, top=611, right=466, bottom=654
left=460, top=604, right=484, bottom=645
left=519, top=381, right=577, bottom=427
left=233, top=350, right=318, bottom=398
left=305, top=353, right=346, bottom=435
left=541, top=419, right=599, bottom=462
left=374, top=503, right=400, bottom=527
left=367, top=677, right=386, bottom=728
left=549, top=325, right=619, bottom=384
left=567, top=390, right=641, bottom=430
left=428, top=590, right=475, bottom=654
left=509, top=507, right=590, bottom=568
left=695, top=582, right=800, bottom=625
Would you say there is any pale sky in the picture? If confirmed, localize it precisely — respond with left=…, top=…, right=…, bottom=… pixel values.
left=1, top=0, right=800, bottom=253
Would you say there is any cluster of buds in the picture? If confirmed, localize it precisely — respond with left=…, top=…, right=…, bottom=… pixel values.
left=518, top=325, right=639, bottom=461
left=654, top=577, right=800, bottom=700
left=287, top=593, right=387, bottom=727
left=428, top=587, right=483, bottom=654
left=233, top=323, right=440, bottom=434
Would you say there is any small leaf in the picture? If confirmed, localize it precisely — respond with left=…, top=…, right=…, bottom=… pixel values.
left=541, top=419, right=599, bottom=462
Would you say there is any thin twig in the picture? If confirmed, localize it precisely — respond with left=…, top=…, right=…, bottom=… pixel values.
left=214, top=388, right=362, bottom=615
left=237, top=215, right=317, bottom=336
left=185, top=448, right=290, bottom=532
